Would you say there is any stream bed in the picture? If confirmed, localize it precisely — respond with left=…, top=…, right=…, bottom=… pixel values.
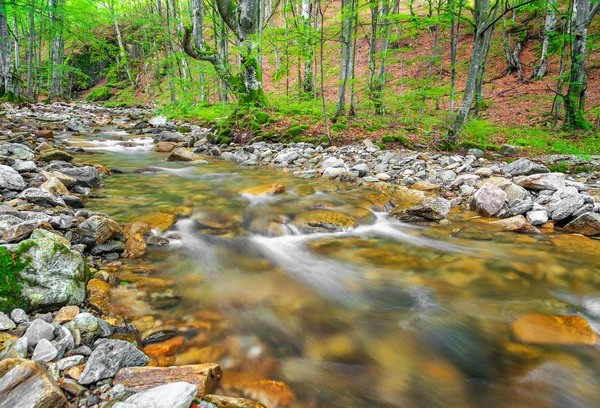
left=69, top=128, right=600, bottom=408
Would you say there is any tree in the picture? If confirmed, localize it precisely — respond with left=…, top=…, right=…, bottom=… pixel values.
left=368, top=0, right=396, bottom=114
left=333, top=0, right=356, bottom=120
left=49, top=0, right=65, bottom=98
left=534, top=0, right=557, bottom=79
left=0, top=0, right=17, bottom=99
left=183, top=0, right=268, bottom=107
left=564, top=0, right=600, bottom=129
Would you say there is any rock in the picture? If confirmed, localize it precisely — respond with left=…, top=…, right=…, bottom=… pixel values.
left=142, top=336, right=184, bottom=357
left=56, top=355, right=85, bottom=371
left=9, top=309, right=28, bottom=325
left=155, top=131, right=191, bottom=145
left=0, top=360, right=68, bottom=408
left=40, top=177, right=68, bottom=196
left=58, top=378, right=87, bottom=397
left=65, top=313, right=101, bottom=345
left=124, top=233, right=147, bottom=258
left=376, top=173, right=391, bottom=181
left=10, top=144, right=35, bottom=161
left=31, top=339, right=58, bottom=363
left=12, top=160, right=36, bottom=172
left=351, top=163, right=369, bottom=177
left=0, top=165, right=26, bottom=191
left=39, top=171, right=77, bottom=188
left=490, top=215, right=538, bottom=233
left=503, top=158, right=549, bottom=176
left=78, top=339, right=149, bottom=385
left=499, top=144, right=521, bottom=156
left=1, top=219, right=53, bottom=243
left=90, top=240, right=125, bottom=255
left=149, top=116, right=167, bottom=127
left=2, top=336, right=27, bottom=359
left=66, top=119, right=91, bottom=133
left=564, top=212, right=600, bottom=236
left=410, top=181, right=440, bottom=191
left=294, top=210, right=358, bottom=233
left=17, top=188, right=65, bottom=207
left=4, top=233, right=90, bottom=312
left=511, top=313, right=598, bottom=345
left=87, top=279, right=111, bottom=314
left=389, top=197, right=450, bottom=222
left=24, top=319, right=54, bottom=347
left=167, top=147, right=199, bottom=162
left=155, top=142, right=176, bottom=152
left=124, top=382, right=198, bottom=408
left=471, top=184, right=507, bottom=217
left=517, top=173, right=565, bottom=191
left=551, top=194, right=586, bottom=221
left=0, top=313, right=15, bottom=330
left=240, top=183, right=286, bottom=195
left=526, top=210, right=548, bottom=226
left=40, top=149, right=73, bottom=163
left=78, top=215, right=122, bottom=245
left=125, top=212, right=177, bottom=235
left=56, top=166, right=100, bottom=187
left=114, top=364, right=222, bottom=396
left=202, top=395, right=267, bottom=408
left=467, top=148, right=484, bottom=157
left=53, top=306, right=80, bottom=324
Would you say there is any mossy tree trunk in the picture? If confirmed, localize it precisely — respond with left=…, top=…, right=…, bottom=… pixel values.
left=184, top=0, right=268, bottom=107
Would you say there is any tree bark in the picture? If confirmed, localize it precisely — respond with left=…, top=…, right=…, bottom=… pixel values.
left=26, top=3, right=35, bottom=97
left=49, top=0, right=65, bottom=98
left=333, top=0, right=356, bottom=120
left=0, top=0, right=16, bottom=98
left=534, top=0, right=557, bottom=79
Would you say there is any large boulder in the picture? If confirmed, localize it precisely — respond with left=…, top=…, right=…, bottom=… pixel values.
left=563, top=212, right=600, bottom=236
left=18, top=188, right=66, bottom=207
left=0, top=165, right=26, bottom=191
left=471, top=184, right=507, bottom=217
left=517, top=173, right=565, bottom=191
left=56, top=166, right=100, bottom=187
left=78, top=339, right=149, bottom=385
left=2, top=231, right=91, bottom=312
left=167, top=147, right=199, bottom=162
left=294, top=210, right=358, bottom=233
left=389, top=197, right=450, bottom=222
left=0, top=360, right=68, bottom=407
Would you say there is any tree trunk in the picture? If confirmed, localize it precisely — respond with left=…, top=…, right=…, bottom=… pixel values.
left=333, top=0, right=356, bottom=120
left=0, top=0, right=16, bottom=98
left=535, top=0, right=557, bottom=79
left=301, top=0, right=315, bottom=96
left=12, top=14, right=20, bottom=97
left=108, top=1, right=135, bottom=89
left=50, top=0, right=64, bottom=98
left=26, top=3, right=35, bottom=97
left=448, top=0, right=462, bottom=113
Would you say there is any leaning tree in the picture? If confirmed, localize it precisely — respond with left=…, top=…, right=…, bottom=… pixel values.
left=182, top=0, right=268, bottom=107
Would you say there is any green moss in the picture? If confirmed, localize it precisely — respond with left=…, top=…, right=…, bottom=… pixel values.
left=333, top=123, right=348, bottom=131
left=0, top=246, right=28, bottom=312
left=375, top=143, right=386, bottom=150
left=250, top=121, right=261, bottom=131
left=319, top=137, right=330, bottom=145
left=284, top=125, right=304, bottom=138
left=86, top=86, right=113, bottom=102
left=176, top=126, right=191, bottom=133
left=382, top=136, right=393, bottom=143
left=393, top=135, right=415, bottom=150
left=254, top=112, right=270, bottom=124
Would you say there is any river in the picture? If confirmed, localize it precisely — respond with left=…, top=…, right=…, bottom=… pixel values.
left=67, top=126, right=600, bottom=408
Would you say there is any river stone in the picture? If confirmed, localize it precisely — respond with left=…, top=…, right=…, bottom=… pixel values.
left=9, top=144, right=35, bottom=161
left=2, top=336, right=28, bottom=359
left=389, top=197, right=450, bottom=222
left=40, top=149, right=74, bottom=163
left=10, top=309, right=28, bottom=325
left=90, top=240, right=125, bottom=255
left=13, top=160, right=37, bottom=172
left=40, top=171, right=77, bottom=188
left=41, top=177, right=68, bottom=196
left=114, top=364, right=222, bottom=396
left=149, top=116, right=167, bottom=127
left=0, top=312, right=15, bottom=330
left=503, top=158, right=549, bottom=176
left=155, top=131, right=190, bottom=145
left=0, top=164, right=26, bottom=191
left=517, top=173, right=565, bottom=191
left=78, top=215, right=122, bottom=245
left=124, top=233, right=146, bottom=258
left=294, top=210, right=358, bottom=233
left=526, top=210, right=548, bottom=226
left=66, top=119, right=92, bottom=133
left=65, top=313, right=101, bottom=345
left=1, top=219, right=53, bottom=243
left=167, top=147, right=198, bottom=162
left=32, top=338, right=58, bottom=363
left=0, top=360, right=68, bottom=408
left=499, top=144, right=521, bottom=157
left=352, top=163, right=370, bottom=177
left=18, top=188, right=66, bottom=207
left=24, top=319, right=55, bottom=347
left=56, top=166, right=100, bottom=187
left=551, top=194, right=586, bottom=221
left=563, top=212, right=600, bottom=236
left=124, top=382, right=198, bottom=408
left=4, top=232, right=90, bottom=312
left=78, top=339, right=149, bottom=385
left=490, top=215, right=538, bottom=233
left=511, top=313, right=598, bottom=345
left=201, top=395, right=267, bottom=408
left=471, top=184, right=507, bottom=217
left=56, top=355, right=85, bottom=371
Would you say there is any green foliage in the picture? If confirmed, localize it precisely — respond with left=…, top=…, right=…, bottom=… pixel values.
left=393, top=134, right=414, bottom=149
left=0, top=247, right=27, bottom=313
left=332, top=123, right=348, bottom=132
left=375, top=142, right=386, bottom=150
left=382, top=135, right=393, bottom=143
left=86, top=86, right=113, bottom=101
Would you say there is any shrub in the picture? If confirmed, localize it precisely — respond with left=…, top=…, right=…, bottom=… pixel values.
left=86, top=86, right=113, bottom=101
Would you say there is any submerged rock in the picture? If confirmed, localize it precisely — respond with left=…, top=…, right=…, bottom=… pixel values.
left=167, top=147, right=199, bottom=162
left=294, top=210, right=358, bottom=233
left=389, top=197, right=450, bottom=222
left=511, top=313, right=598, bottom=345
left=201, top=395, right=267, bottom=408
left=240, top=183, right=286, bottom=195
left=490, top=215, right=539, bottom=233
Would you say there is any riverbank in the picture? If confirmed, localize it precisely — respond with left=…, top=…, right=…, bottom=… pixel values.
left=2, top=102, right=600, bottom=408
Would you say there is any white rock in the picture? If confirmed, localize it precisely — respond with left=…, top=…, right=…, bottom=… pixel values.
left=0, top=312, right=16, bottom=330
left=124, top=382, right=198, bottom=408
left=57, top=355, right=85, bottom=371
left=526, top=210, right=548, bottom=226
left=32, top=338, right=58, bottom=362
left=376, top=173, right=391, bottom=181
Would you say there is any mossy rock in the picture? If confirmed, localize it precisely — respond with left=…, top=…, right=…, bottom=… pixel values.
left=284, top=125, right=304, bottom=138
left=294, top=210, right=359, bottom=233
left=254, top=112, right=270, bottom=124
left=86, top=86, right=113, bottom=102
left=382, top=136, right=393, bottom=143
left=375, top=143, right=386, bottom=150
left=250, top=121, right=261, bottom=131
left=393, top=135, right=414, bottom=149
left=176, top=126, right=191, bottom=133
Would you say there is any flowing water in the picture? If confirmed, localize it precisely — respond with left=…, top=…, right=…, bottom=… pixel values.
left=68, top=128, right=600, bottom=408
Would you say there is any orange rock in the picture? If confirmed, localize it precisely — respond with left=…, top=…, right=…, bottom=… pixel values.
left=156, top=142, right=177, bottom=152
left=53, top=306, right=80, bottom=324
left=134, top=212, right=177, bottom=232
left=87, top=278, right=111, bottom=314
left=123, top=221, right=151, bottom=239
left=512, top=313, right=598, bottom=345
left=114, top=364, right=222, bottom=397
left=93, top=164, right=111, bottom=175
left=65, top=365, right=85, bottom=381
left=0, top=361, right=68, bottom=407
left=176, top=346, right=225, bottom=365
left=240, top=183, right=286, bottom=195
left=221, top=376, right=296, bottom=408
left=124, top=233, right=147, bottom=258
left=143, top=336, right=185, bottom=358
left=202, top=395, right=266, bottom=408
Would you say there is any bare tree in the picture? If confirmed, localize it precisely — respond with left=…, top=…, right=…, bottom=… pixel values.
left=534, top=0, right=557, bottom=79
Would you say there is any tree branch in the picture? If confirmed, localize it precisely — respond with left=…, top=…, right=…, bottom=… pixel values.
left=481, top=0, right=536, bottom=34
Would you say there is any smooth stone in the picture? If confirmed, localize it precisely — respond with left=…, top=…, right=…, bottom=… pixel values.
left=526, top=210, right=548, bottom=226
left=490, top=215, right=539, bottom=233
left=563, top=212, right=600, bottom=236
left=517, top=173, right=566, bottom=191
left=0, top=164, right=26, bottom=191
left=512, top=313, right=598, bottom=345
left=471, top=183, right=507, bottom=217
left=0, top=313, right=16, bottom=330
left=31, top=338, right=58, bottom=363
left=124, top=382, right=198, bottom=408
left=24, top=319, right=55, bottom=347
left=9, top=309, right=28, bottom=325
